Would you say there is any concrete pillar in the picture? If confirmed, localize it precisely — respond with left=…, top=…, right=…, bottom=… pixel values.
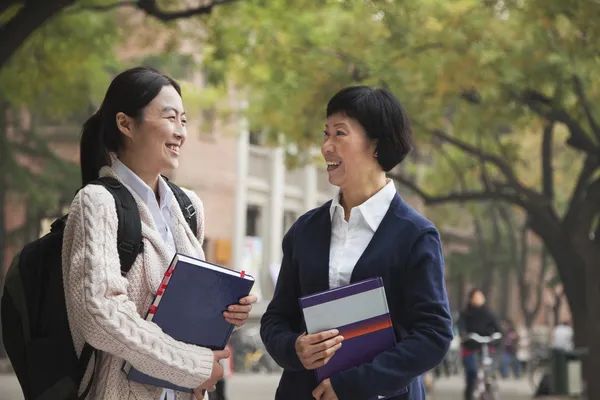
left=303, top=163, right=317, bottom=212
left=232, top=121, right=249, bottom=272
left=259, top=146, right=286, bottom=301
left=267, top=146, right=286, bottom=266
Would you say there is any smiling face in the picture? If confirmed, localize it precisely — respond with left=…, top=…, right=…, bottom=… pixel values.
left=116, top=85, right=187, bottom=175
left=321, top=113, right=381, bottom=190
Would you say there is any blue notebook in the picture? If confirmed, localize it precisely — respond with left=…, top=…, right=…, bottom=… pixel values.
left=123, top=253, right=255, bottom=392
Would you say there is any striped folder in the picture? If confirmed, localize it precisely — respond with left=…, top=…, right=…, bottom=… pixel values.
left=300, top=277, right=402, bottom=398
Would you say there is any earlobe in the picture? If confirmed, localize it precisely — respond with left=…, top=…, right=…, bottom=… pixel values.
left=116, top=112, right=133, bottom=140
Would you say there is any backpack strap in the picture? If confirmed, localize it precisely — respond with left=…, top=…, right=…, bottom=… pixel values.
left=92, top=177, right=143, bottom=276
left=164, top=178, right=197, bottom=236
left=77, top=344, right=96, bottom=400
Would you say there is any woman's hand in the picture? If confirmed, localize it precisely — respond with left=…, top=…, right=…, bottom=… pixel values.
left=295, top=330, right=344, bottom=370
left=223, top=294, right=258, bottom=327
left=193, top=349, right=230, bottom=398
left=313, top=379, right=339, bottom=400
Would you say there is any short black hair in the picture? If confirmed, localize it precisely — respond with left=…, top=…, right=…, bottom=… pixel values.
left=326, top=86, right=412, bottom=172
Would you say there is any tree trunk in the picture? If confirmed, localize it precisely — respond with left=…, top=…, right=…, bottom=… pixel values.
left=473, top=214, right=495, bottom=296
left=582, top=242, right=600, bottom=399
left=0, top=100, right=7, bottom=357
left=499, top=269, right=510, bottom=320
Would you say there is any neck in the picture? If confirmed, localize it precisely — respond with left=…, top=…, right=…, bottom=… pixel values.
left=340, top=172, right=388, bottom=218
left=118, top=155, right=160, bottom=195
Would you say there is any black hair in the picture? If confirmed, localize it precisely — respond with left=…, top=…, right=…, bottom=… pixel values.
left=80, top=67, right=181, bottom=185
left=326, top=86, right=412, bottom=172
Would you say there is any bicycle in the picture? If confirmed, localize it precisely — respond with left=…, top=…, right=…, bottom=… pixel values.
left=527, top=345, right=550, bottom=391
left=467, top=332, right=503, bottom=400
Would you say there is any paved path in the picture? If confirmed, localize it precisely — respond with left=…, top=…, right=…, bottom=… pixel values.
left=0, top=373, right=535, bottom=400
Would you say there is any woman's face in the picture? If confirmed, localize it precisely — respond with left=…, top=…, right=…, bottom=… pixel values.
left=119, top=85, right=187, bottom=173
left=471, top=290, right=486, bottom=307
left=321, top=113, right=380, bottom=189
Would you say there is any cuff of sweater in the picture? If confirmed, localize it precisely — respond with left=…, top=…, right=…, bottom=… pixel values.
left=167, top=345, right=214, bottom=389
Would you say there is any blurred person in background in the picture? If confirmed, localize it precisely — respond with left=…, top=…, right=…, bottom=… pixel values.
left=458, top=289, right=503, bottom=400
left=550, top=320, right=574, bottom=351
left=500, top=319, right=520, bottom=379
left=260, top=86, right=453, bottom=400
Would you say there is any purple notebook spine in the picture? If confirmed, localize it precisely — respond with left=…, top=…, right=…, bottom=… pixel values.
left=299, top=277, right=383, bottom=308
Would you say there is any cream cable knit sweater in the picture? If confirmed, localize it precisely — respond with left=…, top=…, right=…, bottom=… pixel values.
left=62, top=166, right=213, bottom=400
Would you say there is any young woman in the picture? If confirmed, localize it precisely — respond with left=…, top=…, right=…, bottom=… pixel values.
left=260, top=86, right=453, bottom=400
left=62, top=67, right=257, bottom=400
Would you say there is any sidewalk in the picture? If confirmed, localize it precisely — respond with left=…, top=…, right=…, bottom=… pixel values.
left=0, top=372, right=540, bottom=400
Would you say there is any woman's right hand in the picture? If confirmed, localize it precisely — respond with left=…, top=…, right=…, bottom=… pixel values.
left=295, top=329, right=344, bottom=370
left=193, top=349, right=230, bottom=398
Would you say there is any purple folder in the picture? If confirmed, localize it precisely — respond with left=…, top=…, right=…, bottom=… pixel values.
left=299, top=277, right=407, bottom=399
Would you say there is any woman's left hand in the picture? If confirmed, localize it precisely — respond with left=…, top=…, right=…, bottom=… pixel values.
left=312, top=379, right=339, bottom=400
left=223, top=294, right=258, bottom=327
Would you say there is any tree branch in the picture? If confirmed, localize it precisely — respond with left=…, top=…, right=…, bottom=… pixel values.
left=71, top=0, right=238, bottom=20
left=518, top=89, right=598, bottom=153
left=387, top=170, right=526, bottom=207
left=572, top=74, right=600, bottom=144
left=69, top=1, right=137, bottom=12
left=563, top=155, right=600, bottom=231
left=474, top=213, right=493, bottom=295
left=0, top=0, right=20, bottom=16
left=136, top=0, right=238, bottom=21
left=430, top=141, right=468, bottom=191
left=429, top=129, right=541, bottom=201
left=0, top=0, right=76, bottom=69
left=542, top=121, right=555, bottom=201
left=576, top=177, right=600, bottom=237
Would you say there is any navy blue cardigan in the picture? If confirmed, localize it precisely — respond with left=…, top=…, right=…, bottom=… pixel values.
left=260, top=194, right=453, bottom=400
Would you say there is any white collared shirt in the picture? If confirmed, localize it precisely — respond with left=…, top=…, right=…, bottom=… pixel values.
left=112, top=159, right=177, bottom=258
left=328, top=179, right=396, bottom=289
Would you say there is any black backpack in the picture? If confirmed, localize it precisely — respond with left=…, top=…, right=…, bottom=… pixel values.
left=1, top=176, right=197, bottom=400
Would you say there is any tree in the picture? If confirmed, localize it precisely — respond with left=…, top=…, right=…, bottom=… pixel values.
left=0, top=0, right=238, bottom=70
left=0, top=4, right=119, bottom=273
left=203, top=0, right=600, bottom=393
left=443, top=202, right=549, bottom=328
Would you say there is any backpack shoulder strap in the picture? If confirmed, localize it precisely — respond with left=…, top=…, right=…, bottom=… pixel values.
left=91, top=177, right=143, bottom=276
left=164, top=178, right=197, bottom=236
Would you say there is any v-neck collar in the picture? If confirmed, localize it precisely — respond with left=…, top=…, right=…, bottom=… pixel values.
left=349, top=193, right=401, bottom=283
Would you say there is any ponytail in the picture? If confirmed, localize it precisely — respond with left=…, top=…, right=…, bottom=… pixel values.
left=80, top=111, right=111, bottom=186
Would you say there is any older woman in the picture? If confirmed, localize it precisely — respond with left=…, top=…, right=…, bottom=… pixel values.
left=260, top=86, right=453, bottom=400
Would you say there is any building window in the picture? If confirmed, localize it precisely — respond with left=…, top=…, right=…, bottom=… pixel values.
left=246, top=205, right=262, bottom=236
left=249, top=130, right=264, bottom=145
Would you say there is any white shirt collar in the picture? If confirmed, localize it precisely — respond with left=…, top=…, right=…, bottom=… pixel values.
left=329, top=179, right=396, bottom=231
left=112, top=158, right=174, bottom=210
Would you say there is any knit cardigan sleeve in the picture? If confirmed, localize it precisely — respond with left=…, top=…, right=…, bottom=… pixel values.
left=62, top=185, right=214, bottom=389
